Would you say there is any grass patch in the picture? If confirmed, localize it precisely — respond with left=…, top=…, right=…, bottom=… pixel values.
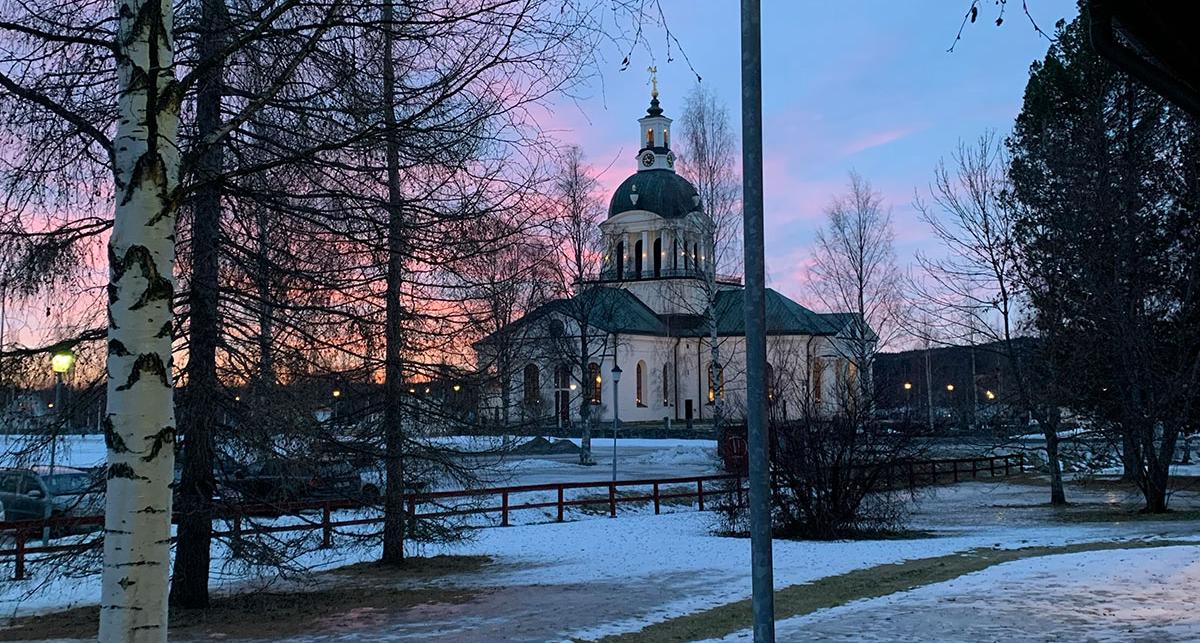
left=1052, top=508, right=1200, bottom=523
left=0, top=555, right=490, bottom=641
left=588, top=539, right=1198, bottom=643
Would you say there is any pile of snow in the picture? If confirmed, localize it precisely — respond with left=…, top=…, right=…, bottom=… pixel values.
left=623, top=445, right=718, bottom=468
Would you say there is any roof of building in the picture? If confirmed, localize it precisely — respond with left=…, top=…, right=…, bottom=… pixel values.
left=608, top=169, right=701, bottom=220
left=478, top=285, right=869, bottom=346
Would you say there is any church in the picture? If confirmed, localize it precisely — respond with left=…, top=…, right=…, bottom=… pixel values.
left=476, top=87, right=872, bottom=428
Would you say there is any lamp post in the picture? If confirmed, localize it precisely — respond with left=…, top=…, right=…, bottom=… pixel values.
left=48, top=349, right=74, bottom=543
left=610, top=364, right=621, bottom=483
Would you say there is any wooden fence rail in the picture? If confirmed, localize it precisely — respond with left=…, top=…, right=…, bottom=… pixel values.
left=0, top=453, right=1023, bottom=580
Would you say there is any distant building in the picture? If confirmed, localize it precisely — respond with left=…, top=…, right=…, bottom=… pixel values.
left=476, top=88, right=871, bottom=427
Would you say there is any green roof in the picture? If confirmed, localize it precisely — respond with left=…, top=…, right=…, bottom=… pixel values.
left=480, top=286, right=866, bottom=344
left=710, top=288, right=848, bottom=336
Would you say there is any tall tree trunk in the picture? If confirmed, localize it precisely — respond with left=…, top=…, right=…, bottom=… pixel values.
left=1043, top=408, right=1066, bottom=506
left=578, top=331, right=594, bottom=464
left=169, top=0, right=226, bottom=609
left=102, top=0, right=180, bottom=638
left=380, top=0, right=407, bottom=564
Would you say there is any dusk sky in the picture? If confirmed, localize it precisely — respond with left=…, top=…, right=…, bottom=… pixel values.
left=551, top=0, right=1076, bottom=306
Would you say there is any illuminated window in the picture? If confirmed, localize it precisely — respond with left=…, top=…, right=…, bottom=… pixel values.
left=663, top=128, right=669, bottom=148
left=707, top=362, right=724, bottom=405
left=646, top=128, right=654, bottom=147
left=588, top=362, right=602, bottom=405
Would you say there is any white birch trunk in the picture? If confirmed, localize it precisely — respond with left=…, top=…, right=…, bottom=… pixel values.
left=101, top=0, right=180, bottom=640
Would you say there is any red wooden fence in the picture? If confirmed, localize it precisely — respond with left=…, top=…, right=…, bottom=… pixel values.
left=0, top=453, right=1023, bottom=580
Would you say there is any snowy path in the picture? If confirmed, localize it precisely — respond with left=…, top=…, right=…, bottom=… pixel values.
left=713, top=545, right=1200, bottom=642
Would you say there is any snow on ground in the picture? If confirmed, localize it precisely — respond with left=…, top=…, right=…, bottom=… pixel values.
left=0, top=433, right=106, bottom=469
left=711, top=545, right=1200, bottom=642
left=6, top=434, right=1200, bottom=641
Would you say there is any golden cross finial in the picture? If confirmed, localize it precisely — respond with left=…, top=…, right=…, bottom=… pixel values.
left=647, top=65, right=658, bottom=98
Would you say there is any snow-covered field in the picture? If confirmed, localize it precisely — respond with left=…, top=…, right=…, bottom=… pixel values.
left=5, top=433, right=1200, bottom=641
left=713, top=545, right=1200, bottom=642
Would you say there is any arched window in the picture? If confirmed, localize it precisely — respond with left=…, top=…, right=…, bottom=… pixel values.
left=672, top=239, right=679, bottom=269
left=692, top=243, right=700, bottom=272
left=554, top=364, right=571, bottom=422
left=682, top=238, right=690, bottom=270
left=707, top=362, right=724, bottom=405
left=636, top=360, right=647, bottom=407
left=523, top=364, right=540, bottom=406
left=812, top=357, right=824, bottom=407
left=634, top=239, right=644, bottom=277
left=653, top=237, right=662, bottom=277
left=646, top=128, right=654, bottom=148
left=663, top=128, right=670, bottom=148
left=766, top=363, right=775, bottom=403
left=662, top=363, right=670, bottom=406
left=588, top=362, right=602, bottom=405
left=615, top=241, right=625, bottom=280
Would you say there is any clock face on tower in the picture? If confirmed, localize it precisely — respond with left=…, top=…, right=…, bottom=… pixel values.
left=641, top=151, right=655, bottom=167
left=666, top=151, right=675, bottom=167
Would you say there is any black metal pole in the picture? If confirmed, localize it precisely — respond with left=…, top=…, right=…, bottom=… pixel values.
left=740, top=1, right=775, bottom=640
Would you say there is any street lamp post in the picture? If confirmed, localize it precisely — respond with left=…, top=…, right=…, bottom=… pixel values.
left=610, top=364, right=621, bottom=483
left=47, top=349, right=75, bottom=543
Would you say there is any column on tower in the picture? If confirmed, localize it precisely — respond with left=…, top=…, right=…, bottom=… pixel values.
left=662, top=228, right=672, bottom=275
left=641, top=230, right=651, bottom=278
left=627, top=231, right=638, bottom=278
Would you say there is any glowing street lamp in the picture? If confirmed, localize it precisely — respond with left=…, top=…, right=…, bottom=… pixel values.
left=985, top=390, right=996, bottom=401
left=51, top=350, right=75, bottom=374
left=47, top=348, right=74, bottom=544
left=945, top=384, right=955, bottom=392
left=903, top=382, right=913, bottom=390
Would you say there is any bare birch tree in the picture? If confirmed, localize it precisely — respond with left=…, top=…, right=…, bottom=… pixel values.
left=809, top=172, right=903, bottom=402
left=101, top=0, right=180, bottom=638
left=912, top=133, right=1066, bottom=505
left=674, top=82, right=740, bottom=432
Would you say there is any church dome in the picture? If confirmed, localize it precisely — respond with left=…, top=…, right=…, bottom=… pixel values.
left=608, top=169, right=702, bottom=219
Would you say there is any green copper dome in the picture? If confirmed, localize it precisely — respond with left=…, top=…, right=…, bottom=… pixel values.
left=608, top=169, right=702, bottom=219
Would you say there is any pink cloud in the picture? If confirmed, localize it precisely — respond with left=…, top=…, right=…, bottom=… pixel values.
left=841, top=125, right=921, bottom=156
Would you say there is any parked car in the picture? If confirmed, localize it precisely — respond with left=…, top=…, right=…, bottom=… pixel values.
left=172, top=453, right=248, bottom=503
left=227, top=459, right=364, bottom=505
left=0, top=466, right=104, bottom=525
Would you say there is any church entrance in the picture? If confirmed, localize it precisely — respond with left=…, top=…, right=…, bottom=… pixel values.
left=684, top=399, right=694, bottom=428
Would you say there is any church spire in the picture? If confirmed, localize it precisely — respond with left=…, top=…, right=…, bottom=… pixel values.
left=636, top=75, right=674, bottom=171
left=647, top=66, right=663, bottom=116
